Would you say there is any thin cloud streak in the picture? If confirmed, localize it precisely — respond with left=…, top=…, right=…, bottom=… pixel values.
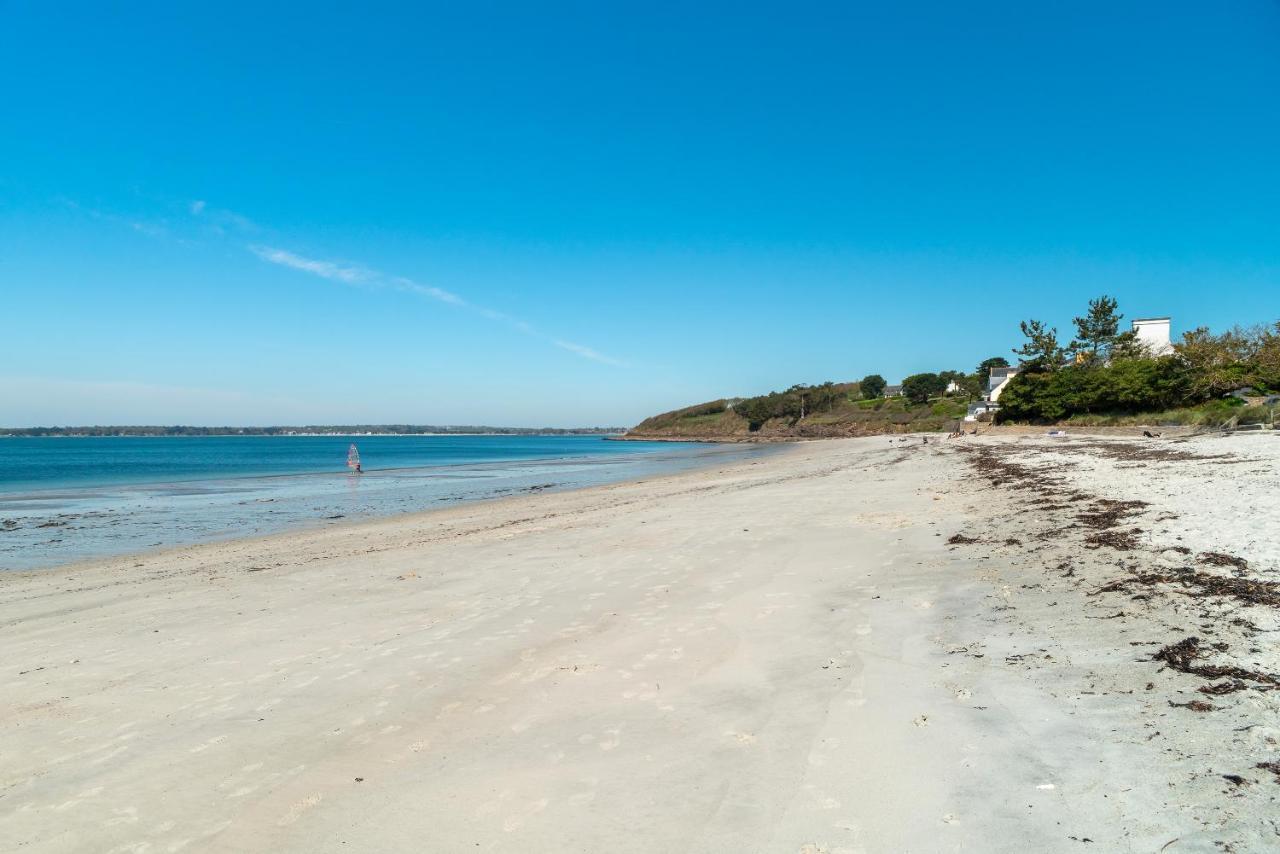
left=553, top=339, right=626, bottom=366
left=250, top=244, right=624, bottom=366
left=250, top=245, right=373, bottom=285
left=65, top=196, right=623, bottom=366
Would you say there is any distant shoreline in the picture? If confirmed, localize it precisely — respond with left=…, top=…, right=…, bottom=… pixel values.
left=0, top=427, right=627, bottom=438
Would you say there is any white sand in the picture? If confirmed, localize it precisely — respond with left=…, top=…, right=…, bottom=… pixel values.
left=2, top=434, right=1278, bottom=852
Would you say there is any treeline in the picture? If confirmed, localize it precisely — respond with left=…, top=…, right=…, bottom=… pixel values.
left=997, top=296, right=1280, bottom=422
left=731, top=371, right=985, bottom=431
left=732, top=382, right=850, bottom=430
left=1, top=425, right=625, bottom=437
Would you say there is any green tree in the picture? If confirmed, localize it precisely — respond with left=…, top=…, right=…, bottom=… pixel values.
left=1013, top=319, right=1065, bottom=372
left=938, top=370, right=967, bottom=394
left=859, top=374, right=887, bottom=399
left=1069, top=295, right=1123, bottom=365
left=901, top=372, right=946, bottom=404
left=1175, top=326, right=1255, bottom=397
left=1256, top=322, right=1280, bottom=392
left=976, top=356, right=1010, bottom=376
left=996, top=358, right=1194, bottom=422
left=1109, top=330, right=1145, bottom=361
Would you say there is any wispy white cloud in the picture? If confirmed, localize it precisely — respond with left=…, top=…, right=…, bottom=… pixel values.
left=129, top=220, right=167, bottom=238
left=553, top=339, right=626, bottom=366
left=388, top=276, right=466, bottom=307
left=250, top=244, right=624, bottom=366
left=189, top=200, right=257, bottom=234
left=250, top=245, right=374, bottom=285
left=62, top=194, right=623, bottom=366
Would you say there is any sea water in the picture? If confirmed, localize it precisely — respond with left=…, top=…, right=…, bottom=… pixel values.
left=0, top=435, right=770, bottom=570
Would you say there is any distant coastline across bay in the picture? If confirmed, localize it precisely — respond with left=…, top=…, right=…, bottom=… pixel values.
left=0, top=425, right=626, bottom=437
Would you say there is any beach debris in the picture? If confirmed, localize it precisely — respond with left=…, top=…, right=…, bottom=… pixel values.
left=1084, top=528, right=1143, bottom=551
left=1096, top=569, right=1280, bottom=609
left=1198, top=680, right=1250, bottom=695
left=1168, top=699, right=1218, bottom=712
left=1152, top=637, right=1279, bottom=687
left=946, top=533, right=980, bottom=545
left=1221, top=774, right=1248, bottom=786
left=1256, top=761, right=1280, bottom=783
left=1198, top=552, right=1249, bottom=572
left=1076, top=499, right=1149, bottom=530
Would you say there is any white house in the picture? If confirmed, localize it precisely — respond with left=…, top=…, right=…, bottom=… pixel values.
left=965, top=365, right=1021, bottom=421
left=987, top=365, right=1020, bottom=402
left=962, top=312, right=1174, bottom=422
left=1131, top=317, right=1174, bottom=356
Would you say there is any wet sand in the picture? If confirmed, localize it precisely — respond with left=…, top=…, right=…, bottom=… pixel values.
left=2, top=434, right=1278, bottom=852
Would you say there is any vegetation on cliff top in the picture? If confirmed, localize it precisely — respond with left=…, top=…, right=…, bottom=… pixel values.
left=997, top=298, right=1279, bottom=423
left=630, top=380, right=978, bottom=439
left=631, top=297, right=1280, bottom=438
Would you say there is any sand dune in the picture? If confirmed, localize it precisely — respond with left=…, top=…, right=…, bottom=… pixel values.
left=3, top=434, right=1278, bottom=852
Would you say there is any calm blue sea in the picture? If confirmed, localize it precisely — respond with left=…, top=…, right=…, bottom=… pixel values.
left=0, top=435, right=770, bottom=570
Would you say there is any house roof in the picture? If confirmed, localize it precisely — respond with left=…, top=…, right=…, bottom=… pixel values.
left=1131, top=317, right=1171, bottom=324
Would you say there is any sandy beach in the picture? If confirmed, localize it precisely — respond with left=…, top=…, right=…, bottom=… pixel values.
left=3, top=433, right=1279, bottom=853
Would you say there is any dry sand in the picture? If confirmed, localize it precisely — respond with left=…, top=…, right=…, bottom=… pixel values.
left=2, top=433, right=1278, bottom=852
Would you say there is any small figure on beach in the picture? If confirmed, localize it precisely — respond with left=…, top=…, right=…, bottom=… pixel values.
left=1142, top=430, right=1162, bottom=439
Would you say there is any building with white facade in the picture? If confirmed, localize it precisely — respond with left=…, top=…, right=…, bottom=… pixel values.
left=987, top=365, right=1020, bottom=401
left=1131, top=317, right=1174, bottom=356
left=965, top=365, right=1020, bottom=421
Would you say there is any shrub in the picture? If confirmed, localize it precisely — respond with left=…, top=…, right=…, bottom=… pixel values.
left=996, top=357, right=1195, bottom=422
left=901, top=373, right=947, bottom=404
left=859, top=374, right=887, bottom=399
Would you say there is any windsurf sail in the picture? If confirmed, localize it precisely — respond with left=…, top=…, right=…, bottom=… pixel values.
left=347, top=443, right=361, bottom=472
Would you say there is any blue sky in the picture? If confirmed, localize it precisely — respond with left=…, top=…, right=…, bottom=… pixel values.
left=2, top=2, right=1278, bottom=427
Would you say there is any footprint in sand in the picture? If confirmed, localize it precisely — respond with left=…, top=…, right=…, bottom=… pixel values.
left=912, top=714, right=929, bottom=727
left=502, top=798, right=549, bottom=832
left=278, top=794, right=322, bottom=826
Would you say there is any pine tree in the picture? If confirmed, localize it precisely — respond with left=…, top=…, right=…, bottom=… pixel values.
left=1070, top=295, right=1123, bottom=365
left=1013, top=320, right=1064, bottom=371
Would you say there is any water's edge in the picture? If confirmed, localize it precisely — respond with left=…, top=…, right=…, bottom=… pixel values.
left=0, top=440, right=779, bottom=571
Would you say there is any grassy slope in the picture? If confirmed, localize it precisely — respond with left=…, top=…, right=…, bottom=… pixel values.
left=628, top=395, right=1275, bottom=440
left=628, top=395, right=971, bottom=440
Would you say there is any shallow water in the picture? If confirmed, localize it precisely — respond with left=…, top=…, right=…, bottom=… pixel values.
left=0, top=436, right=771, bottom=570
